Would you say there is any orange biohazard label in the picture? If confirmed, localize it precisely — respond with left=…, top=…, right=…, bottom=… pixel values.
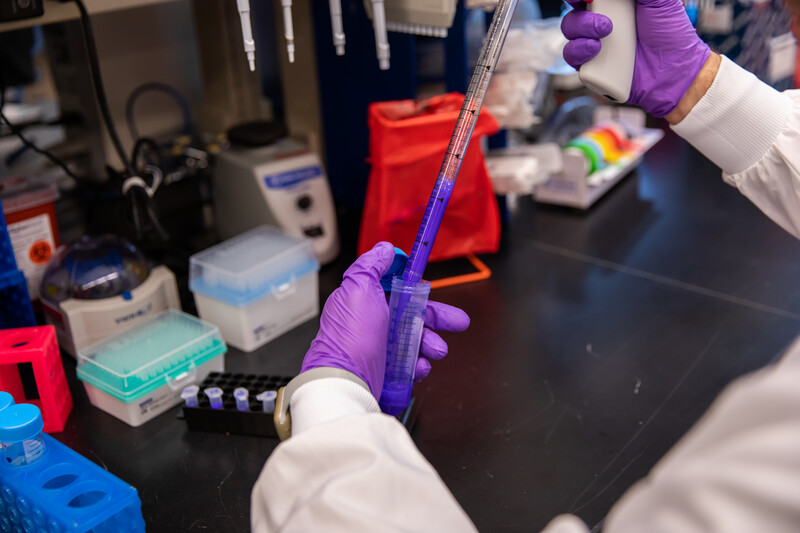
left=29, top=240, right=53, bottom=265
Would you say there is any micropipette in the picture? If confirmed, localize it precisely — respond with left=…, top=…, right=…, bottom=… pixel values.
left=236, top=0, right=256, bottom=71
left=282, top=0, right=296, bottom=63
left=370, top=0, right=390, bottom=69
left=403, top=0, right=519, bottom=283
left=329, top=0, right=346, bottom=55
left=379, top=0, right=520, bottom=415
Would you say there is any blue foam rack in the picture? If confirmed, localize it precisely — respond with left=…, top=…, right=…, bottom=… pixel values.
left=0, top=433, right=145, bottom=532
left=0, top=201, right=17, bottom=276
left=0, top=202, right=36, bottom=329
left=0, top=271, right=36, bottom=330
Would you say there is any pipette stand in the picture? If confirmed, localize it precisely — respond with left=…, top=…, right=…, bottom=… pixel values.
left=0, top=326, right=72, bottom=433
left=0, top=433, right=144, bottom=532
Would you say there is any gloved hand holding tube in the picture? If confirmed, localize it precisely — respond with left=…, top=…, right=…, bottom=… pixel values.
left=300, top=242, right=470, bottom=403
left=561, top=0, right=711, bottom=117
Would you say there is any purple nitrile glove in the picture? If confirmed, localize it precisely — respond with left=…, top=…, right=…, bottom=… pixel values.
left=561, top=0, right=710, bottom=117
left=300, top=241, right=470, bottom=400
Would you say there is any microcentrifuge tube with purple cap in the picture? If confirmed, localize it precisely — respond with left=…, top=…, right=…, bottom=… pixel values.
left=256, top=391, right=277, bottom=413
left=204, top=387, right=224, bottom=409
left=181, top=385, right=200, bottom=407
left=233, top=387, right=250, bottom=411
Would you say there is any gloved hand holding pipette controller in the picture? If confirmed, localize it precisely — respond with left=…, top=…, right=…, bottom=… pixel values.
left=562, top=0, right=711, bottom=117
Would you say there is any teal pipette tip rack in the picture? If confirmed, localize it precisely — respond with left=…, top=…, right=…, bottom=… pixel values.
left=0, top=432, right=144, bottom=532
left=76, top=309, right=227, bottom=402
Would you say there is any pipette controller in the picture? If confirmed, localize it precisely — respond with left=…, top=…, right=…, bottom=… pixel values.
left=577, top=0, right=637, bottom=102
left=378, top=0, right=520, bottom=415
left=236, top=0, right=256, bottom=71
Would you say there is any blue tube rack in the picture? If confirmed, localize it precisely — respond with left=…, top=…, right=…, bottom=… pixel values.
left=0, top=433, right=144, bottom=532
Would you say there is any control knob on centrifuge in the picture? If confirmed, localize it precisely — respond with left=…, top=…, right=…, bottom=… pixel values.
left=296, top=195, right=313, bottom=210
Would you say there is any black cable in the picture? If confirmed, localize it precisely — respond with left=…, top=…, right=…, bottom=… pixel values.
left=73, top=0, right=136, bottom=178
left=125, top=82, right=192, bottom=141
left=131, top=137, right=163, bottom=173
left=0, top=81, right=83, bottom=182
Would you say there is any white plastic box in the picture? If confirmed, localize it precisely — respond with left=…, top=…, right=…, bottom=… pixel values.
left=189, top=226, right=320, bottom=352
left=76, top=309, right=227, bottom=427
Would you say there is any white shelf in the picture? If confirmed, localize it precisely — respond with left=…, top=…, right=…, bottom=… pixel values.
left=0, top=0, right=179, bottom=33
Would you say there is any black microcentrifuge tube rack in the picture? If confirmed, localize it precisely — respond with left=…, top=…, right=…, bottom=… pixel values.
left=180, top=372, right=290, bottom=438
left=180, top=372, right=421, bottom=437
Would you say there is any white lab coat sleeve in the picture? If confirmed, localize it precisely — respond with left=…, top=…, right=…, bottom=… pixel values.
left=250, top=377, right=479, bottom=533
left=671, top=55, right=800, bottom=239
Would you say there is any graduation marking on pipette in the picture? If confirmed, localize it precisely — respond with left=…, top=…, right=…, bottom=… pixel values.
left=402, top=0, right=520, bottom=283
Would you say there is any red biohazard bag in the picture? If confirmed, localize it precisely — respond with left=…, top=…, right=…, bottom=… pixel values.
left=358, top=93, right=501, bottom=262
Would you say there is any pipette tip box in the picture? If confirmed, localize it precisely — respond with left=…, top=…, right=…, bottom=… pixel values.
left=180, top=372, right=291, bottom=437
left=189, top=226, right=320, bottom=352
left=0, top=432, right=144, bottom=532
left=76, top=309, right=227, bottom=427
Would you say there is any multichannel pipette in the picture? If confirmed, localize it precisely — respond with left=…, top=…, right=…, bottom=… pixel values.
left=378, top=0, right=520, bottom=415
left=329, top=0, right=346, bottom=55
left=236, top=0, right=256, bottom=71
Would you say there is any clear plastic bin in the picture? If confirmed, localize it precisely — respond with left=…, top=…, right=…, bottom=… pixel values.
left=189, top=226, right=320, bottom=352
left=76, top=309, right=227, bottom=427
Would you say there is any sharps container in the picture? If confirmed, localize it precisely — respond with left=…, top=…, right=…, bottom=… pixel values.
left=378, top=278, right=431, bottom=416
left=0, top=403, right=46, bottom=467
left=190, top=225, right=320, bottom=352
left=0, top=177, right=60, bottom=302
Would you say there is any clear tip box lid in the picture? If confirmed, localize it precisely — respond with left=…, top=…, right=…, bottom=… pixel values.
left=76, top=309, right=227, bottom=402
left=189, top=226, right=320, bottom=306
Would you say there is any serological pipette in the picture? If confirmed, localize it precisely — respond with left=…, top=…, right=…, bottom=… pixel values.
left=378, top=0, right=520, bottom=415
left=403, top=0, right=519, bottom=283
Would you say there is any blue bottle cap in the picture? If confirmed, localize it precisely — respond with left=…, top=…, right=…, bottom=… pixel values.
left=0, top=404, right=43, bottom=443
left=0, top=392, right=14, bottom=412
left=380, top=248, right=408, bottom=292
